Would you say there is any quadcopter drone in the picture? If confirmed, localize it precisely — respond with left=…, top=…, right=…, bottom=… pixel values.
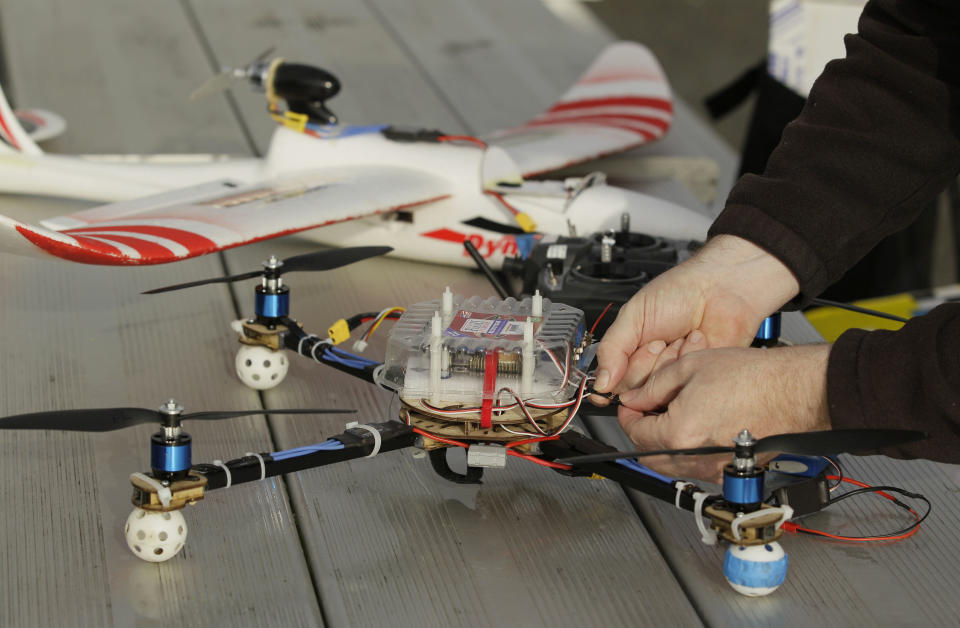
left=0, top=42, right=713, bottom=271
left=0, top=245, right=928, bottom=597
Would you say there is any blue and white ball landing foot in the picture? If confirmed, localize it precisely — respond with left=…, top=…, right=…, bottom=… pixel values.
left=723, top=541, right=788, bottom=596
left=125, top=507, right=188, bottom=563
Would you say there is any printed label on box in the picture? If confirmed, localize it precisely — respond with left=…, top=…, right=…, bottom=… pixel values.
left=444, top=310, right=540, bottom=339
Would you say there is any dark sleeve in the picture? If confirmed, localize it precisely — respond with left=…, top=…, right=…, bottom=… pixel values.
left=827, top=303, right=960, bottom=462
left=708, top=0, right=960, bottom=302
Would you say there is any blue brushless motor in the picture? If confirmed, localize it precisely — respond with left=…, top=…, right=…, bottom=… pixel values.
left=255, top=285, right=290, bottom=318
left=150, top=432, right=192, bottom=477
left=753, top=312, right=781, bottom=347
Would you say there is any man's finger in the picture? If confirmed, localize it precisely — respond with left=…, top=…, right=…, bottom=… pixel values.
left=618, top=337, right=684, bottom=393
left=619, top=357, right=689, bottom=413
left=617, top=405, right=646, bottom=435
left=594, top=298, right=645, bottom=392
left=614, top=339, right=667, bottom=393
left=587, top=393, right=612, bottom=407
left=618, top=406, right=670, bottom=451
left=680, top=329, right=708, bottom=356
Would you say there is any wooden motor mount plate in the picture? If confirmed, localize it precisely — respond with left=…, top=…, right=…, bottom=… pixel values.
left=239, top=320, right=289, bottom=351
left=705, top=503, right=785, bottom=545
left=401, top=399, right=569, bottom=450
left=130, top=474, right=208, bottom=512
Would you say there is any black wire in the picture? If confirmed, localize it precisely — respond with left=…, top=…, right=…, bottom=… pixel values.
left=810, top=297, right=910, bottom=323
left=813, top=484, right=932, bottom=539
left=463, top=240, right=513, bottom=299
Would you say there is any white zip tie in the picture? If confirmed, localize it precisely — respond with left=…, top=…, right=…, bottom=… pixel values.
left=371, top=364, right=391, bottom=392
left=731, top=505, right=794, bottom=543
left=213, top=459, right=232, bottom=488
left=311, top=338, right=333, bottom=361
left=674, top=481, right=694, bottom=509
left=693, top=492, right=718, bottom=545
left=346, top=421, right=382, bottom=458
left=245, top=452, right=266, bottom=481
left=298, top=334, right=319, bottom=356
left=130, top=472, right=173, bottom=508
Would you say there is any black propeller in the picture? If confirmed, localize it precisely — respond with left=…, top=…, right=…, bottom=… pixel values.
left=143, top=246, right=392, bottom=294
left=0, top=407, right=355, bottom=433
left=557, top=429, right=929, bottom=466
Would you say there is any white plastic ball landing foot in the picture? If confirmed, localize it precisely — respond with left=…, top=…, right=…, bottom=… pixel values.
left=723, top=541, right=788, bottom=596
left=235, top=344, right=288, bottom=390
left=125, top=508, right=188, bottom=563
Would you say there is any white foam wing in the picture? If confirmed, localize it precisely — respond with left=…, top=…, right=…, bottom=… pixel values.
left=0, top=166, right=450, bottom=265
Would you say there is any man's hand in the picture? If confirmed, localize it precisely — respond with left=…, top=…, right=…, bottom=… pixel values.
left=616, top=344, right=832, bottom=481
left=593, top=235, right=800, bottom=398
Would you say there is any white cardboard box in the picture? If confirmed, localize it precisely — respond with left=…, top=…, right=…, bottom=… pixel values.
left=768, top=0, right=866, bottom=95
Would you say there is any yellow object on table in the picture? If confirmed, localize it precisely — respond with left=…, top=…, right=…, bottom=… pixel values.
left=804, top=293, right=914, bottom=342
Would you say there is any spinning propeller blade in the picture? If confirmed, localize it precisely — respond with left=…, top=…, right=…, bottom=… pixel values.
left=190, top=71, right=244, bottom=101
left=190, top=46, right=276, bottom=101
left=143, top=246, right=392, bottom=294
left=0, top=407, right=354, bottom=432
left=558, top=429, right=928, bottom=466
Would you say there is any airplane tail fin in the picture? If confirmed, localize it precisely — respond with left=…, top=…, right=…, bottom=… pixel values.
left=0, top=82, right=43, bottom=156
left=487, top=41, right=672, bottom=177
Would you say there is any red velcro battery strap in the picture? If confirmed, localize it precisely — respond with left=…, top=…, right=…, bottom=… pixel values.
left=480, top=349, right=499, bottom=429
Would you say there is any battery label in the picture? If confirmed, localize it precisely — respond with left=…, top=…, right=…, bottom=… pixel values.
left=444, top=310, right=540, bottom=339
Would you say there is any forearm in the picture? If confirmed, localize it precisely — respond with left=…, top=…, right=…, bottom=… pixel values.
left=828, top=303, right=960, bottom=463
left=689, top=234, right=799, bottom=314
left=710, top=0, right=960, bottom=301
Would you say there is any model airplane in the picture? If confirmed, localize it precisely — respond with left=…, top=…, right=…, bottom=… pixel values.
left=0, top=42, right=713, bottom=268
left=0, top=247, right=929, bottom=597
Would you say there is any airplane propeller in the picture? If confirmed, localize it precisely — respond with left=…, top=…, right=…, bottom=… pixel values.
left=0, top=406, right=355, bottom=432
left=143, top=246, right=392, bottom=294
left=190, top=46, right=276, bottom=101
left=557, top=428, right=928, bottom=466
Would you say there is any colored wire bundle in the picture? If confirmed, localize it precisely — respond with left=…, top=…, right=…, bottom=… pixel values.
left=317, top=344, right=381, bottom=370
left=420, top=375, right=592, bottom=439
left=360, top=306, right=405, bottom=343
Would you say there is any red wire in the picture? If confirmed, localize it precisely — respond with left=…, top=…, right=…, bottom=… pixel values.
left=438, top=134, right=488, bottom=149
left=411, top=428, right=571, bottom=470
left=508, top=450, right=571, bottom=470
left=781, top=475, right=922, bottom=542
left=412, top=428, right=468, bottom=449
left=590, top=302, right=614, bottom=335
left=484, top=190, right=521, bottom=216
left=506, top=435, right=561, bottom=449
left=829, top=475, right=916, bottom=510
